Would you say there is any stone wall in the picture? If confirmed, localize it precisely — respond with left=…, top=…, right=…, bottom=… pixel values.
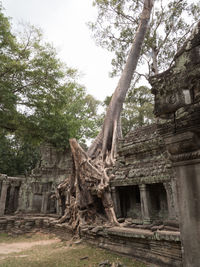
left=82, top=226, right=182, bottom=267
left=0, top=134, right=182, bottom=266
left=0, top=215, right=72, bottom=240
left=111, top=124, right=179, bottom=225
left=150, top=21, right=200, bottom=267
left=17, top=144, right=73, bottom=215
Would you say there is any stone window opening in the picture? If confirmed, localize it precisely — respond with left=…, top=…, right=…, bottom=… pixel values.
left=147, top=183, right=169, bottom=221
left=47, top=195, right=56, bottom=214
left=60, top=194, right=66, bottom=215
left=118, top=185, right=142, bottom=221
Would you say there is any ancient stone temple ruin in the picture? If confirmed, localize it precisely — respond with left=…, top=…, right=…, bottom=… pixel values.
left=0, top=144, right=72, bottom=216
left=150, top=21, right=200, bottom=267
left=0, top=21, right=200, bottom=267
left=0, top=131, right=182, bottom=266
left=111, top=124, right=179, bottom=225
left=82, top=124, right=182, bottom=266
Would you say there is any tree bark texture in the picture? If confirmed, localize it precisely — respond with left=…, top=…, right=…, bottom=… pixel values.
left=88, top=0, right=154, bottom=162
left=57, top=0, right=154, bottom=231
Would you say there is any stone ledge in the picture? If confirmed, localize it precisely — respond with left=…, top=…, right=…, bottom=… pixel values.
left=106, top=227, right=180, bottom=242
left=82, top=225, right=182, bottom=267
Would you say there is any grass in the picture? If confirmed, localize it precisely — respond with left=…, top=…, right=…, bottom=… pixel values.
left=0, top=233, right=146, bottom=267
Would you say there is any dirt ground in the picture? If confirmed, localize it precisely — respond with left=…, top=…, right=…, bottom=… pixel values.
left=0, top=233, right=146, bottom=267
left=0, top=238, right=60, bottom=255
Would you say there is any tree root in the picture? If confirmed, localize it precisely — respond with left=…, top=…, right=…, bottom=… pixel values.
left=56, top=138, right=119, bottom=232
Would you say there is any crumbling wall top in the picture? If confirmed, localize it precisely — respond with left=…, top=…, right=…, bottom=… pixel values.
left=150, top=21, right=200, bottom=120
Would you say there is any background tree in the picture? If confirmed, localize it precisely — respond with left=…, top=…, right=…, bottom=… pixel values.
left=0, top=4, right=100, bottom=175
left=89, top=0, right=200, bottom=79
left=121, top=85, right=154, bottom=134
left=103, top=85, right=154, bottom=136
left=0, top=130, right=39, bottom=176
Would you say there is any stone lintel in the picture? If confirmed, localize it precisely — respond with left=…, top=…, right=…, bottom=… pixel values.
left=111, top=175, right=171, bottom=187
left=172, top=158, right=200, bottom=167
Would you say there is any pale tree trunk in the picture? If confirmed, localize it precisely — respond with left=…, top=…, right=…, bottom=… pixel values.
left=88, top=0, right=154, bottom=162
left=57, top=0, right=154, bottom=230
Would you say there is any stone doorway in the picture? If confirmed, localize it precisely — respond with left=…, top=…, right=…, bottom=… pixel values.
left=118, top=185, right=142, bottom=220
left=147, top=183, right=168, bottom=220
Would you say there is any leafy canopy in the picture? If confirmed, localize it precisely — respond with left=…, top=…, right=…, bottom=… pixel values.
left=103, top=86, right=154, bottom=136
left=0, top=130, right=39, bottom=176
left=0, top=3, right=100, bottom=175
left=89, top=0, right=200, bottom=80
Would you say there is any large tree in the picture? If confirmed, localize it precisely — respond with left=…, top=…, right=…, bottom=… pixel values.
left=58, top=0, right=154, bottom=230
left=103, top=85, right=154, bottom=136
left=0, top=4, right=100, bottom=175
left=87, top=0, right=200, bottom=138
left=88, top=0, right=154, bottom=162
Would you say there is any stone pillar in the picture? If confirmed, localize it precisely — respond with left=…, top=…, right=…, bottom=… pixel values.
left=56, top=199, right=62, bottom=216
left=28, top=191, right=34, bottom=212
left=41, top=192, right=50, bottom=214
left=165, top=132, right=200, bottom=267
left=17, top=182, right=27, bottom=212
left=163, top=182, right=176, bottom=220
left=139, top=184, right=151, bottom=224
left=111, top=186, right=121, bottom=218
left=171, top=178, right=179, bottom=221
left=0, top=180, right=9, bottom=216
left=41, top=193, right=45, bottom=213
left=7, top=185, right=15, bottom=214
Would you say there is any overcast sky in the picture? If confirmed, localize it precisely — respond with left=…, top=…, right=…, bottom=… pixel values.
left=2, top=0, right=119, bottom=101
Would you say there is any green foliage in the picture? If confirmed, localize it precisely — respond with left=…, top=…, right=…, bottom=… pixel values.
left=0, top=130, right=39, bottom=176
left=103, top=86, right=154, bottom=136
left=89, top=0, right=200, bottom=79
left=0, top=3, right=100, bottom=175
left=121, top=86, right=154, bottom=135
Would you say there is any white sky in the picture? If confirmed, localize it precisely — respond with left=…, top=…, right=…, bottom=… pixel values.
left=2, top=0, right=119, bottom=101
